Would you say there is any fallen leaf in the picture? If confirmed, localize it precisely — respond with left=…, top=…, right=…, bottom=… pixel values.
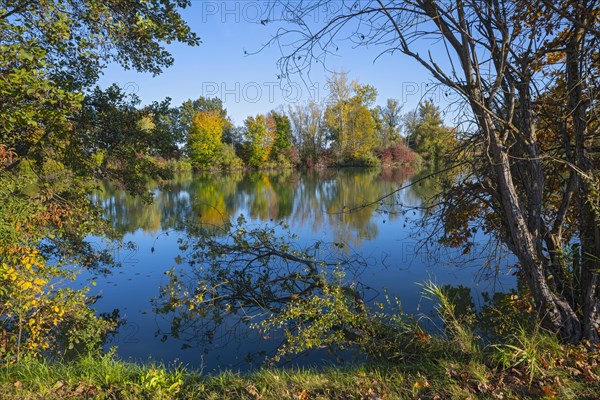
left=52, top=380, right=65, bottom=392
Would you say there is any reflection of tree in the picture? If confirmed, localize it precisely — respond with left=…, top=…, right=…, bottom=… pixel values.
left=93, top=180, right=163, bottom=234
left=268, top=170, right=299, bottom=219
left=325, top=169, right=382, bottom=246
left=242, top=172, right=280, bottom=221
left=95, top=168, right=428, bottom=246
left=189, top=174, right=236, bottom=227
left=94, top=172, right=244, bottom=235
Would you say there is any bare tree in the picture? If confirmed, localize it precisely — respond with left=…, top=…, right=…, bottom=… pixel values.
left=288, top=100, right=326, bottom=163
left=264, top=0, right=600, bottom=342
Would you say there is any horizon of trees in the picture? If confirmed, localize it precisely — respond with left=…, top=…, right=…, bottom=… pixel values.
left=86, top=71, right=456, bottom=171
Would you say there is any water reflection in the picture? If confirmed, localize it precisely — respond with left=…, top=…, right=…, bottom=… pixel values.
left=84, top=167, right=514, bottom=371
left=93, top=168, right=420, bottom=246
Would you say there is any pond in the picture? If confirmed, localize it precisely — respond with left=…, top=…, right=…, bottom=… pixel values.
left=81, top=168, right=515, bottom=372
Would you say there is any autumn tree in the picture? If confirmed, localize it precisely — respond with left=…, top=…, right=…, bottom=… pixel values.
left=324, top=73, right=379, bottom=164
left=187, top=110, right=225, bottom=170
left=178, top=97, right=234, bottom=144
left=244, top=115, right=274, bottom=168
left=288, top=101, right=326, bottom=165
left=266, top=0, right=600, bottom=342
left=0, top=0, right=198, bottom=359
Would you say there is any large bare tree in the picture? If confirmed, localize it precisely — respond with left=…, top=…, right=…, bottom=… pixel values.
left=263, top=0, right=600, bottom=342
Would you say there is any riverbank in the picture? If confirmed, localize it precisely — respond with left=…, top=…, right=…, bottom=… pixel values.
left=2, top=336, right=598, bottom=400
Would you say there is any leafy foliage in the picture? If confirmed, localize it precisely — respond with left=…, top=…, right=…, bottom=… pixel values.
left=244, top=115, right=275, bottom=167
left=324, top=73, right=380, bottom=165
left=268, top=111, right=294, bottom=159
left=153, top=216, right=368, bottom=347
left=0, top=0, right=197, bottom=361
left=406, top=101, right=457, bottom=167
left=186, top=110, right=225, bottom=170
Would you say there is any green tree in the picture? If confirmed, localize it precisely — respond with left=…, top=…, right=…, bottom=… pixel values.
left=143, top=98, right=184, bottom=159
left=76, top=85, right=173, bottom=195
left=1, top=1, right=198, bottom=88
left=244, top=115, right=274, bottom=168
left=377, top=98, right=403, bottom=147
left=187, top=110, right=225, bottom=170
left=406, top=101, right=457, bottom=167
left=268, top=111, right=293, bottom=159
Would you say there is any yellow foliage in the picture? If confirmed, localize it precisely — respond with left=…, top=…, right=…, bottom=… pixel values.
left=187, top=110, right=224, bottom=169
left=0, top=245, right=77, bottom=361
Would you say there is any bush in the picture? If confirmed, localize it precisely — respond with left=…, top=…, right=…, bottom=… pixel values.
left=0, top=245, right=116, bottom=363
left=375, top=142, right=420, bottom=167
left=349, top=152, right=380, bottom=167
left=218, top=143, right=244, bottom=171
left=154, top=157, right=192, bottom=172
left=390, top=142, right=417, bottom=165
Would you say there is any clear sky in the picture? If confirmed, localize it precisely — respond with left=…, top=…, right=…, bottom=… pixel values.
left=98, top=1, right=450, bottom=125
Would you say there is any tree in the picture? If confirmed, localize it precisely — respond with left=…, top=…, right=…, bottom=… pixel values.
left=0, top=0, right=198, bottom=359
left=323, top=72, right=351, bottom=162
left=266, top=0, right=600, bottom=342
left=324, top=73, right=379, bottom=164
left=377, top=98, right=403, bottom=147
left=179, top=97, right=233, bottom=144
left=268, top=110, right=294, bottom=158
left=0, top=1, right=198, bottom=89
left=288, top=101, right=326, bottom=165
left=187, top=110, right=225, bottom=170
left=76, top=85, right=174, bottom=195
left=406, top=101, right=457, bottom=167
left=244, top=115, right=274, bottom=167
left=143, top=98, right=184, bottom=159
left=346, top=99, right=378, bottom=161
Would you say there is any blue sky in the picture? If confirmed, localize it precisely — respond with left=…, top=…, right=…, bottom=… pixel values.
left=98, top=1, right=449, bottom=125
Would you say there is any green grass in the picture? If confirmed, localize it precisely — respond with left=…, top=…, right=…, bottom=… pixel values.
left=1, top=341, right=598, bottom=400
left=2, top=284, right=598, bottom=399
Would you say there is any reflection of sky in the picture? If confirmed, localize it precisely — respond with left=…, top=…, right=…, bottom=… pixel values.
left=80, top=170, right=515, bottom=372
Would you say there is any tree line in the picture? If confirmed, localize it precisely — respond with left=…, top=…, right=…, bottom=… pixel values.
left=83, top=72, right=458, bottom=172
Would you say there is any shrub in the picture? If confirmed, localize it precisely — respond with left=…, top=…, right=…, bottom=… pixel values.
left=350, top=152, right=380, bottom=167
left=0, top=245, right=116, bottom=363
left=219, top=143, right=244, bottom=170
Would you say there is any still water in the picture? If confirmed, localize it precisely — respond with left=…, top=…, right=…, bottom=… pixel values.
left=83, top=168, right=514, bottom=372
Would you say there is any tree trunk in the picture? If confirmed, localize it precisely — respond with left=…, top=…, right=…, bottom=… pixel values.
left=477, top=107, right=583, bottom=341
left=566, top=19, right=600, bottom=342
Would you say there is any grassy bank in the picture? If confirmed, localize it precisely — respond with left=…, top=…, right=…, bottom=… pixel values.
left=1, top=338, right=598, bottom=400
left=2, top=279, right=598, bottom=399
